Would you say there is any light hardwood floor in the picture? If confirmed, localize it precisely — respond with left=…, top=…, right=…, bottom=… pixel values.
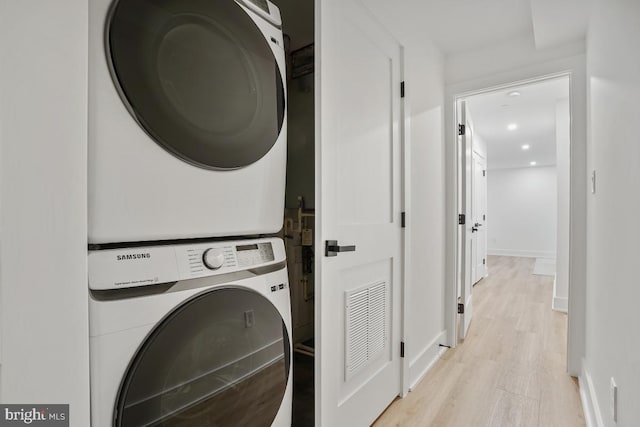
left=374, top=256, right=585, bottom=427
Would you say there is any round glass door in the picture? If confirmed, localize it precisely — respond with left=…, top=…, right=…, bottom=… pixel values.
left=115, top=288, right=290, bottom=426
left=107, top=0, right=285, bottom=169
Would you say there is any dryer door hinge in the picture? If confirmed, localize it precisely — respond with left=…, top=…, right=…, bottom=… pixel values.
left=400, top=341, right=405, bottom=358
left=458, top=214, right=466, bottom=225
left=400, top=81, right=405, bottom=98
left=401, top=212, right=406, bottom=228
left=458, top=303, right=465, bottom=314
left=458, top=124, right=466, bottom=136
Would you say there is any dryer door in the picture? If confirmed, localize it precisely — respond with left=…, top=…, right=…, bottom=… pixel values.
left=107, top=0, right=285, bottom=170
left=115, top=288, right=290, bottom=427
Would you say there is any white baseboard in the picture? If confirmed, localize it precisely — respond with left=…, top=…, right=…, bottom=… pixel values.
left=552, top=296, right=568, bottom=313
left=487, top=248, right=557, bottom=259
left=580, top=362, right=604, bottom=427
left=551, top=275, right=568, bottom=313
left=409, top=330, right=447, bottom=391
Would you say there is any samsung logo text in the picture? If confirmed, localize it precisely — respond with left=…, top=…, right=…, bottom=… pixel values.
left=116, top=253, right=151, bottom=261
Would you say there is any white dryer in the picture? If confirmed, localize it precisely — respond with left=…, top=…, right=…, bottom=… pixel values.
left=89, top=0, right=287, bottom=244
left=89, top=237, right=292, bottom=427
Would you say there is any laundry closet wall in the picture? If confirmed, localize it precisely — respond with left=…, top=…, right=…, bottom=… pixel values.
left=365, top=0, right=448, bottom=389
left=0, top=1, right=90, bottom=425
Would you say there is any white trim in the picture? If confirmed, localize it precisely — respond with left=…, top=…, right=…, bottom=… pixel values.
left=580, top=362, right=604, bottom=427
left=552, top=275, right=568, bottom=312
left=552, top=296, right=568, bottom=313
left=462, top=295, right=473, bottom=339
left=487, top=249, right=556, bottom=259
left=399, top=45, right=411, bottom=399
left=409, top=331, right=447, bottom=390
left=445, top=56, right=587, bottom=376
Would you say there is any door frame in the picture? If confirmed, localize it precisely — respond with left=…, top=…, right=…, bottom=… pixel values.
left=446, top=70, right=584, bottom=375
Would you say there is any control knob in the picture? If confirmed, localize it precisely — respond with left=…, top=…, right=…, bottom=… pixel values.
left=203, top=248, right=225, bottom=270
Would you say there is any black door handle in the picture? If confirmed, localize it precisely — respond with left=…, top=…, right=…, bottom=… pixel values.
left=471, top=227, right=478, bottom=233
left=325, top=240, right=356, bottom=257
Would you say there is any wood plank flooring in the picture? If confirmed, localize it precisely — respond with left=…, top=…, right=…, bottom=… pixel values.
left=373, top=256, right=585, bottom=427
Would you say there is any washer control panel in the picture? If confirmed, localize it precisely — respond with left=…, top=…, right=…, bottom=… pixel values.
left=89, top=238, right=285, bottom=290
left=202, top=248, right=225, bottom=270
left=184, top=242, right=275, bottom=274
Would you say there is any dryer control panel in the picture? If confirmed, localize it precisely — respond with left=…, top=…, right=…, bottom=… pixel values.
left=89, top=237, right=286, bottom=291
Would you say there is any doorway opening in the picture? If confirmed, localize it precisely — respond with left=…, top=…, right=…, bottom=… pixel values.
left=275, top=0, right=316, bottom=425
left=453, top=75, right=572, bottom=359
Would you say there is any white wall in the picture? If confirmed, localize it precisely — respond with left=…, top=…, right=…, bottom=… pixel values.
left=444, top=50, right=587, bottom=375
left=555, top=98, right=570, bottom=312
left=487, top=166, right=557, bottom=258
left=403, top=41, right=447, bottom=389
left=364, top=0, right=448, bottom=391
left=583, top=1, right=640, bottom=425
left=0, top=1, right=90, bottom=425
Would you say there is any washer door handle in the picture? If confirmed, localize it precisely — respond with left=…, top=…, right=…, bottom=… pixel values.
left=325, top=240, right=356, bottom=257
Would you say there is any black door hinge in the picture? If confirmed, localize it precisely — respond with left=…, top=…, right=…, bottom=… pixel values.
left=458, top=124, right=466, bottom=136
left=401, top=212, right=406, bottom=228
left=483, top=258, right=486, bottom=265
left=400, top=81, right=405, bottom=98
left=483, top=170, right=486, bottom=177
left=458, top=303, right=465, bottom=314
left=400, top=341, right=405, bottom=358
left=458, top=214, right=466, bottom=225
left=483, top=214, right=486, bottom=221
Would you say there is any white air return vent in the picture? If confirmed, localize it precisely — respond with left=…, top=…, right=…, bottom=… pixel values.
left=345, top=281, right=388, bottom=380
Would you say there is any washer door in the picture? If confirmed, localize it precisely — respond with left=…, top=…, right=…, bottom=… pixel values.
left=107, top=0, right=285, bottom=170
left=115, top=288, right=290, bottom=427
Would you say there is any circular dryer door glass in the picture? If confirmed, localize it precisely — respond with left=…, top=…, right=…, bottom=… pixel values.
left=108, top=0, right=285, bottom=169
left=115, top=288, right=290, bottom=426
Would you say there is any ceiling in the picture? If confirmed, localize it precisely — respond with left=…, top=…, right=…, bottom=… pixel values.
left=465, top=77, right=569, bottom=170
left=365, top=0, right=591, bottom=56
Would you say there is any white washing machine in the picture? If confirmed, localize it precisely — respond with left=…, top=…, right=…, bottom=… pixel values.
left=89, top=0, right=287, bottom=244
left=89, top=237, right=292, bottom=427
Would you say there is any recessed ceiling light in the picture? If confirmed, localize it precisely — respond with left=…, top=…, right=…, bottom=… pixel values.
left=507, top=91, right=521, bottom=97
left=530, top=161, right=537, bottom=166
left=521, top=144, right=530, bottom=150
left=507, top=123, right=518, bottom=131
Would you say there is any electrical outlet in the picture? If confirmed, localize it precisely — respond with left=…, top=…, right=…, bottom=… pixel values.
left=610, top=377, right=618, bottom=423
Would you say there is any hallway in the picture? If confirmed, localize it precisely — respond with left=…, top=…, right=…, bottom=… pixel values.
left=374, top=256, right=585, bottom=427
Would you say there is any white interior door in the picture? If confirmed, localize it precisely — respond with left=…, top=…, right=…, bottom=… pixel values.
left=472, top=151, right=487, bottom=284
left=457, top=100, right=473, bottom=340
left=316, top=0, right=403, bottom=425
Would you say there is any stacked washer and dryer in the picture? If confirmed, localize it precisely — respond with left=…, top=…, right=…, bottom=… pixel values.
left=87, top=0, right=291, bottom=426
